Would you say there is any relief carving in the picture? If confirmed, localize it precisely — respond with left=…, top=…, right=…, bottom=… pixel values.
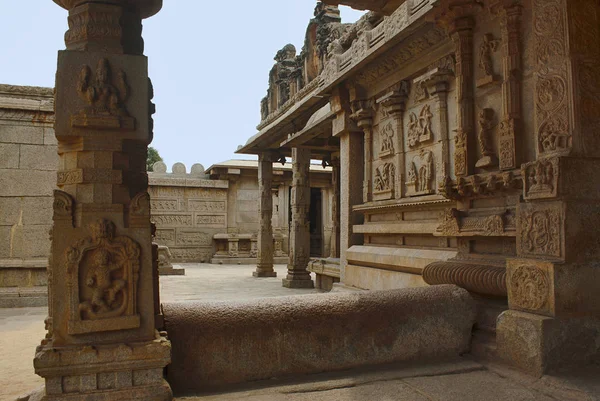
left=520, top=208, right=561, bottom=258
left=53, top=190, right=75, bottom=227
left=509, top=265, right=550, bottom=311
left=379, top=121, right=395, bottom=157
left=406, top=150, right=434, bottom=196
left=71, top=58, right=135, bottom=130
left=150, top=200, right=178, bottom=212
left=66, top=219, right=140, bottom=333
left=407, top=104, right=434, bottom=147
left=477, top=33, right=501, bottom=87
left=373, top=162, right=396, bottom=199
left=523, top=158, right=558, bottom=199
left=475, top=108, right=498, bottom=169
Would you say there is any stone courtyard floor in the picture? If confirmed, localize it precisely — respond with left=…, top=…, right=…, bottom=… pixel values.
left=0, top=264, right=317, bottom=400
left=1, top=263, right=599, bottom=400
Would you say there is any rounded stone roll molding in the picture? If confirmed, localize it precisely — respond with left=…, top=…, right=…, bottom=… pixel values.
left=163, top=285, right=476, bottom=393
left=423, top=261, right=507, bottom=297
left=190, top=163, right=205, bottom=176
left=172, top=162, right=186, bottom=175
left=153, top=161, right=167, bottom=174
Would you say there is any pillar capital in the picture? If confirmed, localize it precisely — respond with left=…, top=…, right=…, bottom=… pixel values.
left=53, top=0, right=162, bottom=19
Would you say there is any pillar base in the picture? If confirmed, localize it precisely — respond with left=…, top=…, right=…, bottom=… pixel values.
left=34, top=333, right=173, bottom=401
left=253, top=271, right=277, bottom=278
left=282, top=278, right=315, bottom=289
left=497, top=310, right=600, bottom=377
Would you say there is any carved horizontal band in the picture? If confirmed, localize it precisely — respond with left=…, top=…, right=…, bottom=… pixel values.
left=423, top=261, right=507, bottom=297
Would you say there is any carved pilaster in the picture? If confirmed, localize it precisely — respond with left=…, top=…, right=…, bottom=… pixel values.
left=496, top=2, right=523, bottom=170
left=254, top=152, right=276, bottom=277
left=350, top=100, right=374, bottom=203
left=283, top=147, right=314, bottom=288
left=450, top=16, right=476, bottom=177
left=377, top=82, right=409, bottom=200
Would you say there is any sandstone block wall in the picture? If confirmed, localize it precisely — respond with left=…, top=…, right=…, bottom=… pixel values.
left=148, top=162, right=229, bottom=263
left=0, top=84, right=56, bottom=305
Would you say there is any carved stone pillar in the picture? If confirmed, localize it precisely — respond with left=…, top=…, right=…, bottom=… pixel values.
left=498, top=0, right=600, bottom=376
left=283, top=147, right=314, bottom=288
left=253, top=152, right=276, bottom=277
left=329, top=157, right=341, bottom=258
left=450, top=16, right=476, bottom=178
left=35, top=1, right=172, bottom=400
left=331, top=86, right=364, bottom=283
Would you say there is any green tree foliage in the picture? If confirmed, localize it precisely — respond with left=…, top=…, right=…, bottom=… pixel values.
left=147, top=146, right=163, bottom=171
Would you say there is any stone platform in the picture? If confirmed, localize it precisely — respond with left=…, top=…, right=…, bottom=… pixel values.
left=175, top=358, right=600, bottom=401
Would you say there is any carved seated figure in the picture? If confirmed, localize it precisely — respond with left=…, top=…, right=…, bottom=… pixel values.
left=80, top=248, right=126, bottom=319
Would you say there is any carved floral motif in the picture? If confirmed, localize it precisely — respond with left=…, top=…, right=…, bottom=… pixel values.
left=520, top=209, right=561, bottom=258
left=509, top=265, right=550, bottom=311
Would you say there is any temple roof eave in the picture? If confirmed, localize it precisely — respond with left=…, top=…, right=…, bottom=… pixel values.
left=321, top=0, right=407, bottom=15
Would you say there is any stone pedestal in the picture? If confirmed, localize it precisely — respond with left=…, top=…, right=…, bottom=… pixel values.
left=254, top=153, right=277, bottom=277
left=34, top=1, right=172, bottom=400
left=158, top=244, right=185, bottom=276
left=282, top=147, right=313, bottom=288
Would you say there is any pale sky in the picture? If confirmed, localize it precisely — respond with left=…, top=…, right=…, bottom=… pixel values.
left=0, top=2, right=364, bottom=170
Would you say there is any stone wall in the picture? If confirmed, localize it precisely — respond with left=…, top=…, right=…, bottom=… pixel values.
left=148, top=162, right=228, bottom=263
left=0, top=84, right=56, bottom=307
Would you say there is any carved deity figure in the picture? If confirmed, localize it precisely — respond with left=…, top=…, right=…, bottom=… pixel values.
left=374, top=163, right=395, bottom=192
left=77, top=58, right=129, bottom=117
left=80, top=248, right=126, bottom=319
left=528, top=160, right=555, bottom=194
left=479, top=33, right=500, bottom=77
left=475, top=108, right=498, bottom=168
left=380, top=122, right=395, bottom=154
left=417, top=151, right=434, bottom=192
left=407, top=162, right=417, bottom=184
left=407, top=104, right=434, bottom=147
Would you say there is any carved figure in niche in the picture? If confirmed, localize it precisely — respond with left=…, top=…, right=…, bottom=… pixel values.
left=380, top=121, right=395, bottom=155
left=475, top=108, right=498, bottom=168
left=374, top=163, right=395, bottom=192
left=407, top=162, right=417, bottom=184
left=414, top=81, right=428, bottom=102
left=477, top=33, right=500, bottom=87
left=72, top=58, right=134, bottom=130
left=527, top=159, right=555, bottom=195
left=407, top=104, right=434, bottom=148
left=539, top=117, right=570, bottom=153
left=79, top=248, right=127, bottom=319
left=66, top=219, right=140, bottom=332
left=407, top=150, right=434, bottom=195
left=418, top=150, right=434, bottom=192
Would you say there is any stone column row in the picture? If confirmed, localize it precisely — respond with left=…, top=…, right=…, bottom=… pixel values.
left=254, top=152, right=277, bottom=277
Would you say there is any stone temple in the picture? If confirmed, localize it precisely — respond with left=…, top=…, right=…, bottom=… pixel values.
left=1, top=0, right=600, bottom=399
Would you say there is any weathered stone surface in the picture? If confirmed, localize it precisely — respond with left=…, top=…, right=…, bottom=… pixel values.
left=19, top=144, right=58, bottom=171
left=0, top=170, right=55, bottom=197
left=0, top=125, right=45, bottom=145
left=164, top=285, right=475, bottom=393
left=0, top=143, right=19, bottom=168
